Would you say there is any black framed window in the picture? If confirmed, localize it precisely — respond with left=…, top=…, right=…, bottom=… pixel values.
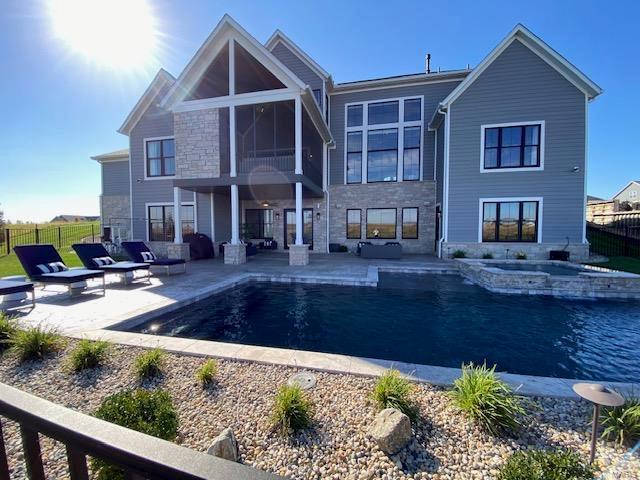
left=346, top=132, right=363, bottom=184
left=483, top=124, right=541, bottom=169
left=367, top=128, right=398, bottom=182
left=146, top=138, right=175, bottom=177
left=148, top=205, right=194, bottom=242
left=347, top=104, right=363, bottom=127
left=366, top=208, right=396, bottom=239
left=368, top=101, right=399, bottom=125
left=482, top=201, right=539, bottom=242
left=245, top=209, right=274, bottom=239
left=346, top=209, right=361, bottom=239
left=403, top=126, right=420, bottom=181
left=402, top=207, right=418, bottom=239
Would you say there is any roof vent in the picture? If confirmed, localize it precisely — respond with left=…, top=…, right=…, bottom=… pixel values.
left=425, top=53, right=431, bottom=74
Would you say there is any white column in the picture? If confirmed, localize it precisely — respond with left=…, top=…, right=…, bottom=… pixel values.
left=173, top=187, right=182, bottom=244
left=295, top=182, right=303, bottom=245
left=295, top=96, right=302, bottom=174
left=229, top=39, right=237, bottom=178
left=231, top=184, right=240, bottom=244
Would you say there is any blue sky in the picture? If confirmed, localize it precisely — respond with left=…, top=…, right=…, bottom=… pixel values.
left=1, top=0, right=638, bottom=222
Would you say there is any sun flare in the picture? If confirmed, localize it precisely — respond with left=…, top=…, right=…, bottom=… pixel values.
left=47, top=0, right=158, bottom=71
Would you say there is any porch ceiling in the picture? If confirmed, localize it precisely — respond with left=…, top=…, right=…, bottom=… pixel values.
left=174, top=174, right=323, bottom=199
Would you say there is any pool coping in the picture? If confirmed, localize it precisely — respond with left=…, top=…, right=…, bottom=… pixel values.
left=93, top=266, right=638, bottom=400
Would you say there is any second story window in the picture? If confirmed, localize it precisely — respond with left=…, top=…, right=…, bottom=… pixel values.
left=482, top=123, right=542, bottom=170
left=146, top=138, right=175, bottom=177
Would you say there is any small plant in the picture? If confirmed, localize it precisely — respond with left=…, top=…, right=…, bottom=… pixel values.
left=482, top=252, right=494, bottom=259
left=134, top=348, right=166, bottom=379
left=371, top=369, right=418, bottom=421
left=497, top=449, right=595, bottom=480
left=600, top=392, right=640, bottom=446
left=449, top=363, right=525, bottom=436
left=271, top=384, right=313, bottom=435
left=9, top=326, right=63, bottom=362
left=452, top=249, right=467, bottom=259
left=515, top=252, right=527, bottom=260
left=0, top=313, right=17, bottom=350
left=338, top=245, right=349, bottom=252
left=195, top=359, right=218, bottom=386
left=93, top=389, right=178, bottom=479
left=66, top=339, right=110, bottom=371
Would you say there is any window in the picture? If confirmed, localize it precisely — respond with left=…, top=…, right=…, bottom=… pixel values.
left=312, top=89, right=322, bottom=107
left=146, top=138, right=175, bottom=177
left=482, top=201, right=539, bottom=242
left=403, top=126, right=420, bottom=181
left=366, top=208, right=396, bottom=239
left=483, top=124, right=542, bottom=170
left=346, top=132, right=363, bottom=184
left=244, top=209, right=274, bottom=238
left=367, top=129, right=398, bottom=182
left=345, top=97, right=422, bottom=184
left=148, top=205, right=194, bottom=242
left=402, top=208, right=418, bottom=239
left=346, top=209, right=361, bottom=239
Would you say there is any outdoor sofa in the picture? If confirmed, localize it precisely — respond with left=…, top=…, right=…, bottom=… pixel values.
left=0, top=279, right=35, bottom=310
left=121, top=241, right=187, bottom=275
left=72, top=243, right=151, bottom=284
left=13, top=244, right=106, bottom=297
left=360, top=242, right=403, bottom=259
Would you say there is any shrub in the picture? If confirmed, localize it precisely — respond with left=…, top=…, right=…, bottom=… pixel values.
left=195, top=359, right=218, bottom=386
left=449, top=363, right=525, bottom=436
left=271, top=384, right=313, bottom=435
left=515, top=252, right=527, bottom=260
left=600, top=392, right=640, bottom=446
left=452, top=249, right=467, bottom=259
left=9, top=326, right=63, bottom=362
left=67, top=339, right=110, bottom=371
left=93, top=389, right=178, bottom=479
left=482, top=252, right=494, bottom=259
left=497, top=449, right=595, bottom=480
left=371, top=369, right=418, bottom=421
left=338, top=245, right=349, bottom=252
left=134, top=348, right=166, bottom=379
left=0, top=313, right=17, bottom=350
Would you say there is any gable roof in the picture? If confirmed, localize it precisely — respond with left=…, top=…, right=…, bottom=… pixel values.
left=613, top=180, right=640, bottom=199
left=91, top=148, right=129, bottom=163
left=439, top=24, right=602, bottom=109
left=117, top=69, right=175, bottom=136
left=265, top=29, right=331, bottom=81
left=160, top=15, right=308, bottom=108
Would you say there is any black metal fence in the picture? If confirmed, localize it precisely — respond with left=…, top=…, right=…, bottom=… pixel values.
left=586, top=212, right=640, bottom=258
left=0, top=223, right=99, bottom=256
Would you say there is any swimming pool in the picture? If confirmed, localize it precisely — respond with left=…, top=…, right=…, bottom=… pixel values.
left=120, top=273, right=640, bottom=382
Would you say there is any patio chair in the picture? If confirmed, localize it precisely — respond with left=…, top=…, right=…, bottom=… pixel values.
left=72, top=243, right=151, bottom=284
left=13, top=244, right=106, bottom=297
left=121, top=241, right=187, bottom=275
left=0, top=279, right=35, bottom=310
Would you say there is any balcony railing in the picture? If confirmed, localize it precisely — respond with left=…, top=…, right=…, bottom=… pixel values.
left=0, top=382, right=281, bottom=480
left=237, top=148, right=321, bottom=185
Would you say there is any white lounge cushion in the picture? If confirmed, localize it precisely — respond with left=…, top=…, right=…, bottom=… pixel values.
left=92, top=256, right=116, bottom=266
left=36, top=262, right=68, bottom=273
left=141, top=251, right=156, bottom=262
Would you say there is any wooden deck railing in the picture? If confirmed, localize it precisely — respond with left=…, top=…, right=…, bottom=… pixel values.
left=0, top=382, right=281, bottom=480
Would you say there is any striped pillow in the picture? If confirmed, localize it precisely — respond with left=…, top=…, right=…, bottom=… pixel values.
left=36, top=262, right=68, bottom=273
left=92, top=256, right=116, bottom=266
left=141, top=251, right=156, bottom=262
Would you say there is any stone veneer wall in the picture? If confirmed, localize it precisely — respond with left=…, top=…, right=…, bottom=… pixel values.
left=101, top=195, right=131, bottom=240
left=442, top=242, right=589, bottom=261
left=174, top=108, right=221, bottom=179
left=328, top=181, right=436, bottom=254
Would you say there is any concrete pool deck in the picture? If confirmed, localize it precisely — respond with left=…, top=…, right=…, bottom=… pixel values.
left=6, top=253, right=638, bottom=399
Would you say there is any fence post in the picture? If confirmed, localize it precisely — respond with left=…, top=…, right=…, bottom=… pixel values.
left=91, top=224, right=95, bottom=242
left=34, top=225, right=39, bottom=245
left=58, top=227, right=62, bottom=248
left=4, top=229, right=9, bottom=255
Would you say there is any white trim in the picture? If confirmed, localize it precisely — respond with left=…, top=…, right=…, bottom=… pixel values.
left=612, top=181, right=640, bottom=201
left=118, top=69, right=175, bottom=135
left=331, top=72, right=468, bottom=95
left=144, top=201, right=197, bottom=242
left=477, top=197, right=543, bottom=244
left=94, top=157, right=129, bottom=164
left=343, top=96, right=424, bottom=185
left=142, top=136, right=176, bottom=181
left=442, top=108, right=450, bottom=245
left=172, top=88, right=300, bottom=113
left=210, top=193, right=216, bottom=242
left=582, top=95, right=588, bottom=243
left=295, top=96, right=302, bottom=174
left=265, top=30, right=331, bottom=80
left=479, top=121, right=545, bottom=173
left=228, top=38, right=235, bottom=96
left=128, top=140, right=134, bottom=240
left=432, top=125, right=438, bottom=181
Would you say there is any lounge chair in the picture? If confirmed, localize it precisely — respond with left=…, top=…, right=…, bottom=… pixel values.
left=0, top=279, right=35, bottom=310
left=121, top=241, right=187, bottom=275
left=13, top=245, right=106, bottom=297
left=72, top=243, right=151, bottom=284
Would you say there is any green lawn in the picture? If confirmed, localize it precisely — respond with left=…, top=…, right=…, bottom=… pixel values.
left=586, top=227, right=640, bottom=257
left=586, top=256, right=640, bottom=275
left=0, top=249, right=84, bottom=277
left=0, top=222, right=99, bottom=256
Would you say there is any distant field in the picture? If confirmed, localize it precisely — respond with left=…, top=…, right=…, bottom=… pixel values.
left=0, top=222, right=99, bottom=256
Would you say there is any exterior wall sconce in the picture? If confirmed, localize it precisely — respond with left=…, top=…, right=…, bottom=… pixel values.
left=316, top=212, right=321, bottom=220
left=275, top=212, right=280, bottom=220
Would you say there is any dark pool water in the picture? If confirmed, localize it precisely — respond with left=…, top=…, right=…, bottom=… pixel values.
left=120, top=273, right=640, bottom=382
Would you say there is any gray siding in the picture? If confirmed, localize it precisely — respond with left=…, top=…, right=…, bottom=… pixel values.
left=614, top=183, right=640, bottom=203
left=271, top=42, right=323, bottom=91
left=447, top=39, right=586, bottom=244
left=101, top=161, right=130, bottom=196
left=214, top=192, right=231, bottom=242
left=196, top=192, right=212, bottom=237
left=328, top=80, right=461, bottom=186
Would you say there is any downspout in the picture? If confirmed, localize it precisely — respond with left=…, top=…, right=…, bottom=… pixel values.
left=437, top=105, right=448, bottom=258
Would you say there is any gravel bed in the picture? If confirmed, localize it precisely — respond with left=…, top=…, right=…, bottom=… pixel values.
left=0, top=341, right=637, bottom=479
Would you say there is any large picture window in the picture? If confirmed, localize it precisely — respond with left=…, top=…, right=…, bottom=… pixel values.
left=346, top=209, right=361, bottom=239
left=403, top=126, right=420, bottom=181
left=346, top=132, right=363, bottom=184
left=146, top=138, right=175, bottom=177
left=367, top=129, right=398, bottom=182
left=366, top=208, right=396, bottom=239
left=483, top=124, right=542, bottom=170
left=244, top=209, right=274, bottom=238
left=148, top=205, right=194, bottom=242
left=482, top=200, right=539, bottom=242
left=402, top=208, right=418, bottom=239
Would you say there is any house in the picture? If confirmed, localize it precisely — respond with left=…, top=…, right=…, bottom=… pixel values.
left=586, top=181, right=640, bottom=224
left=94, top=15, right=601, bottom=263
left=50, top=215, right=100, bottom=223
left=613, top=181, right=640, bottom=204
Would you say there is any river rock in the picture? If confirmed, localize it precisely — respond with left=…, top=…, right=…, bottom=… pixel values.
left=207, top=427, right=238, bottom=462
left=368, top=408, right=412, bottom=455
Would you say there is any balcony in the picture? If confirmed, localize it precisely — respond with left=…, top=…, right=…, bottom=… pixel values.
left=237, top=148, right=321, bottom=185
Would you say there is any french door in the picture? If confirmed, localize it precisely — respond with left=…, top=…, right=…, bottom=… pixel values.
left=284, top=208, right=313, bottom=250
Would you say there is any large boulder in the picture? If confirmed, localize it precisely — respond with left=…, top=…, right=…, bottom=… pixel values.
left=207, top=428, right=238, bottom=462
left=368, top=408, right=412, bottom=455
